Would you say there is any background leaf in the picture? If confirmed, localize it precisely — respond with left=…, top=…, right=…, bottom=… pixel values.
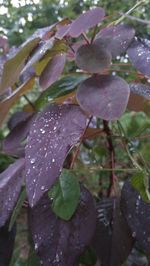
left=92, top=198, right=134, bottom=266
left=127, top=37, right=150, bottom=78
left=0, top=159, right=25, bottom=227
left=121, top=180, right=150, bottom=255
left=39, top=54, right=66, bottom=90
left=69, top=7, right=105, bottom=38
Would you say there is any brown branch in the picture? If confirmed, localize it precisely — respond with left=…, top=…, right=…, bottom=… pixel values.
left=103, top=120, right=118, bottom=196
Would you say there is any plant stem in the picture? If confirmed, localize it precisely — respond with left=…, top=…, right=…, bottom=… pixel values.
left=70, top=116, right=92, bottom=169
left=103, top=120, right=117, bottom=196
left=23, top=95, right=36, bottom=111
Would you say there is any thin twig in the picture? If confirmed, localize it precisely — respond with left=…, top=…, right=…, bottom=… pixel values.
left=23, top=95, right=36, bottom=111
left=70, top=116, right=92, bottom=169
left=91, top=25, right=98, bottom=44
left=118, top=12, right=150, bottom=25
left=81, top=33, right=90, bottom=44
left=64, top=37, right=75, bottom=53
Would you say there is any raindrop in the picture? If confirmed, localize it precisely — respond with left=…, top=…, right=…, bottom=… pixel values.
left=132, top=232, right=136, bottom=237
left=40, top=128, right=45, bottom=134
left=35, top=243, right=38, bottom=250
left=56, top=253, right=60, bottom=262
left=41, top=186, right=45, bottom=191
left=31, top=158, right=36, bottom=164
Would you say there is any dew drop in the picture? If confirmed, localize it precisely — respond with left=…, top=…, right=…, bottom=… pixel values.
left=35, top=243, right=38, bottom=250
left=31, top=158, right=36, bottom=164
left=132, top=232, right=136, bottom=237
left=41, top=186, right=45, bottom=191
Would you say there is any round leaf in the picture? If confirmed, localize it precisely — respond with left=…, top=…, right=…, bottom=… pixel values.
left=69, top=7, right=105, bottom=38
left=95, top=24, right=135, bottom=58
left=76, top=75, right=130, bottom=120
left=75, top=43, right=111, bottom=73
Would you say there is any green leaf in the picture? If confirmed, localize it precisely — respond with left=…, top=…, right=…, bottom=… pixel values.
left=48, top=169, right=80, bottom=220
left=78, top=247, right=97, bottom=266
left=131, top=172, right=150, bottom=202
left=35, top=74, right=88, bottom=109
left=28, top=248, right=40, bottom=266
left=9, top=188, right=26, bottom=231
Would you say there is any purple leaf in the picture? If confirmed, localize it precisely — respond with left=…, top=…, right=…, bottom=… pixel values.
left=95, top=24, right=135, bottom=58
left=0, top=159, right=25, bottom=227
left=25, top=104, right=87, bottom=207
left=3, top=113, right=35, bottom=157
left=7, top=111, right=33, bottom=130
left=28, top=185, right=96, bottom=266
left=69, top=7, right=105, bottom=38
left=76, top=75, right=130, bottom=120
left=39, top=54, right=66, bottom=90
left=75, top=43, right=111, bottom=73
left=92, top=198, right=134, bottom=266
left=0, top=223, right=16, bottom=266
left=127, top=37, right=150, bottom=78
left=55, top=24, right=71, bottom=40
left=121, top=181, right=150, bottom=255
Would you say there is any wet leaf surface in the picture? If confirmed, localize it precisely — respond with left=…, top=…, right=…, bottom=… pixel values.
left=0, top=159, right=25, bottom=227
left=25, top=104, right=87, bottom=206
left=69, top=7, right=105, bottom=38
left=49, top=169, right=80, bottom=220
left=121, top=180, right=150, bottom=254
left=95, top=24, right=135, bottom=58
left=75, top=43, right=111, bottom=73
left=92, top=198, right=134, bottom=266
left=127, top=37, right=150, bottom=78
left=39, top=54, right=66, bottom=90
left=77, top=75, right=130, bottom=120
left=29, top=185, right=96, bottom=266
